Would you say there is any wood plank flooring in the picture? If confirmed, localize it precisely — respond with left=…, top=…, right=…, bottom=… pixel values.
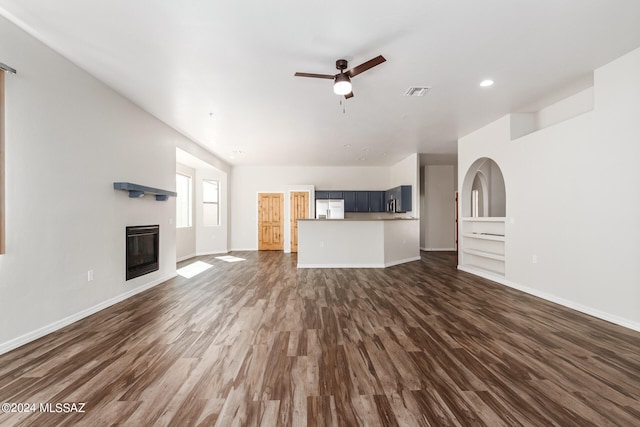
left=1, top=251, right=639, bottom=426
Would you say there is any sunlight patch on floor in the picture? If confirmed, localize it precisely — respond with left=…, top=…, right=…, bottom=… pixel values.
left=215, top=255, right=246, bottom=263
left=177, top=261, right=213, bottom=278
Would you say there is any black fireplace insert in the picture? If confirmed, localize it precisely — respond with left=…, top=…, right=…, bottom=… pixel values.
left=126, top=225, right=159, bottom=280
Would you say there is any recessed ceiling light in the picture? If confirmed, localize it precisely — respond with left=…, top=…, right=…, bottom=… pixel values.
left=480, top=79, right=494, bottom=87
left=358, top=157, right=367, bottom=161
left=343, top=144, right=351, bottom=148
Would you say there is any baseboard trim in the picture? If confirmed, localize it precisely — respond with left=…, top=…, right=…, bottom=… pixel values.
left=384, top=256, right=422, bottom=267
left=457, top=265, right=640, bottom=333
left=229, top=247, right=258, bottom=252
left=195, top=250, right=229, bottom=256
left=423, top=247, right=456, bottom=251
left=177, top=253, right=196, bottom=262
left=298, top=256, right=421, bottom=269
left=298, top=263, right=385, bottom=268
left=0, top=273, right=176, bottom=356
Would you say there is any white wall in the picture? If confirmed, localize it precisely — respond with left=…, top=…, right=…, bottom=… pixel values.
left=230, top=166, right=392, bottom=251
left=195, top=167, right=229, bottom=255
left=176, top=163, right=196, bottom=261
left=457, top=46, right=640, bottom=330
left=0, top=16, right=208, bottom=353
left=536, top=87, right=593, bottom=130
left=424, top=165, right=456, bottom=250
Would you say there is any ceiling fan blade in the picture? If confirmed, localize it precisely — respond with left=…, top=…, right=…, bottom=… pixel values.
left=294, top=72, right=335, bottom=79
left=347, top=55, right=386, bottom=77
left=344, top=91, right=354, bottom=99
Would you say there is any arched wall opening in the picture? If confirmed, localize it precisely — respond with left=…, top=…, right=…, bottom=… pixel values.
left=461, top=158, right=506, bottom=217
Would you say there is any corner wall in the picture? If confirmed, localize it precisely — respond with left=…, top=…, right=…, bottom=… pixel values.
left=391, top=153, right=419, bottom=217
left=0, top=16, right=202, bottom=352
left=195, top=167, right=229, bottom=256
left=458, top=46, right=640, bottom=330
left=423, top=165, right=456, bottom=250
left=176, top=163, right=196, bottom=261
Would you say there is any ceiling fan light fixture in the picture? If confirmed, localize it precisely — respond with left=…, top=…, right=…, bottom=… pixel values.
left=333, top=73, right=352, bottom=95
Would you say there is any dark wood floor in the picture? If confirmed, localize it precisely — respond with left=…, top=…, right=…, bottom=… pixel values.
left=1, top=251, right=639, bottom=426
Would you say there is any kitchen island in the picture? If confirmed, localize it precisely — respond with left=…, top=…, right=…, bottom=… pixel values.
left=297, top=218, right=420, bottom=268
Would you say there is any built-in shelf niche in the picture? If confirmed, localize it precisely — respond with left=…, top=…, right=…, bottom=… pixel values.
left=461, top=217, right=505, bottom=276
left=460, top=158, right=506, bottom=277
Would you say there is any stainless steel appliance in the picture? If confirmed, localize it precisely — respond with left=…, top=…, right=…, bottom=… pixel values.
left=386, top=198, right=396, bottom=213
left=316, top=199, right=345, bottom=219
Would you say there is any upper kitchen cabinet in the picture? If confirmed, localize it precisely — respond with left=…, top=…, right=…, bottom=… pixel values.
left=343, top=191, right=356, bottom=211
left=355, top=191, right=370, bottom=212
left=344, top=191, right=372, bottom=212
left=369, top=191, right=385, bottom=212
left=316, top=190, right=344, bottom=200
left=314, top=191, right=343, bottom=199
left=316, top=188, right=410, bottom=213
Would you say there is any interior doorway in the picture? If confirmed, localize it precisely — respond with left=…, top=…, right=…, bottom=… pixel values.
left=290, top=191, right=309, bottom=253
left=258, top=193, right=284, bottom=250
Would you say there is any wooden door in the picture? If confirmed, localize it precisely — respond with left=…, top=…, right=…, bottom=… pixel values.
left=258, top=193, right=284, bottom=250
left=290, top=191, right=309, bottom=253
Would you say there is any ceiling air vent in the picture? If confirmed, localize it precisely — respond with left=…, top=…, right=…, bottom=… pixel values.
left=404, top=86, right=431, bottom=97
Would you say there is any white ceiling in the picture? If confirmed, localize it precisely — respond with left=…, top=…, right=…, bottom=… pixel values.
left=2, top=1, right=640, bottom=167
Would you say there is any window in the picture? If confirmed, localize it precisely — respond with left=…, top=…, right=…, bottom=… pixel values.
left=175, top=173, right=192, bottom=228
left=203, top=180, right=219, bottom=226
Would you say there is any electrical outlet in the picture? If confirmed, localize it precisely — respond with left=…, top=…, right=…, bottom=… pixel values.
left=87, top=270, right=94, bottom=282
left=532, top=255, right=538, bottom=264
left=319, top=241, right=324, bottom=248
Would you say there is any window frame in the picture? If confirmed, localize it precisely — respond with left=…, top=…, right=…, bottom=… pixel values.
left=202, top=179, right=220, bottom=227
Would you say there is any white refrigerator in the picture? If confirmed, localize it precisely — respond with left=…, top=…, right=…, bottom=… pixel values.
left=315, top=199, right=345, bottom=219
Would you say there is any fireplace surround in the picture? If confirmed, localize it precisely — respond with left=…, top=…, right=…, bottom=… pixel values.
left=126, top=225, right=159, bottom=280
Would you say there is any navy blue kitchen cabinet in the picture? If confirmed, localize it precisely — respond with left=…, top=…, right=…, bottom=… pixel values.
left=343, top=191, right=356, bottom=211
left=316, top=187, right=410, bottom=212
left=369, top=191, right=385, bottom=212
left=399, top=186, right=412, bottom=212
left=355, top=191, right=370, bottom=212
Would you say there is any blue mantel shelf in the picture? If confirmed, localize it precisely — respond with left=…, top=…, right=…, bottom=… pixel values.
left=113, top=182, right=177, bottom=201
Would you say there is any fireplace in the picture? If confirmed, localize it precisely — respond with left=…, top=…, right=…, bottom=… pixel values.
left=126, top=225, right=159, bottom=280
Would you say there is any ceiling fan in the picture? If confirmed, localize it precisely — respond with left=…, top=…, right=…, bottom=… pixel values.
left=294, top=55, right=386, bottom=99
